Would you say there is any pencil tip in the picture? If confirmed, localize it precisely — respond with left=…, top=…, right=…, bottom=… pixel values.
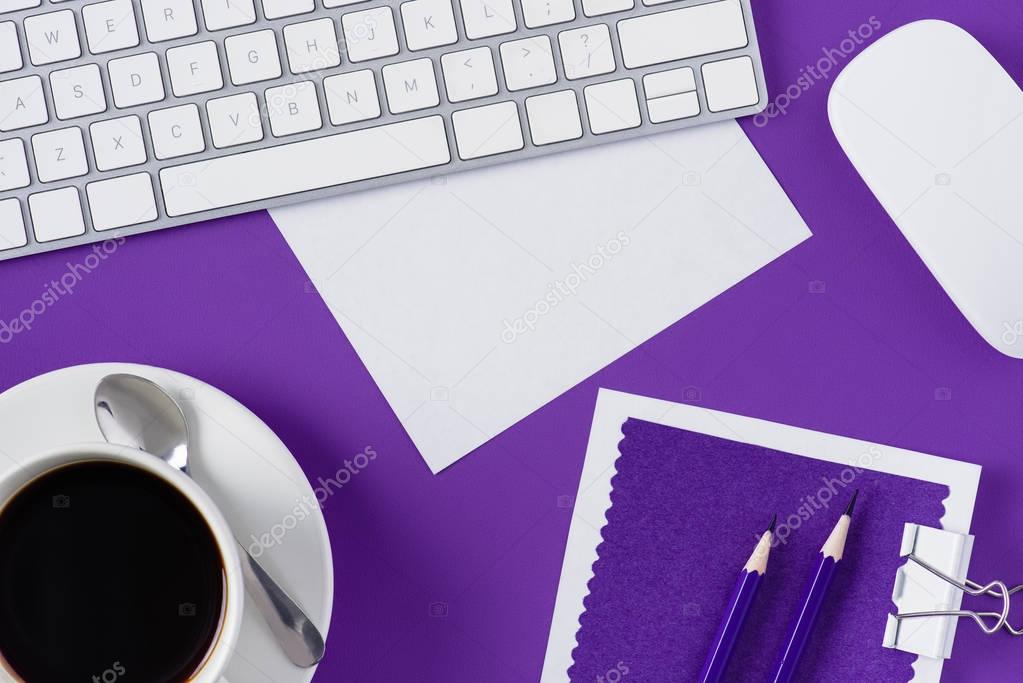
left=767, top=514, right=777, bottom=533
left=844, top=490, right=859, bottom=517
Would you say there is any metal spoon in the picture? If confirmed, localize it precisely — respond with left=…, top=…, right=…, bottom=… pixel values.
left=95, top=373, right=326, bottom=668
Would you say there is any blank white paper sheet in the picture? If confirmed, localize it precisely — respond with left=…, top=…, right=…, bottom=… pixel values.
left=272, top=121, right=811, bottom=471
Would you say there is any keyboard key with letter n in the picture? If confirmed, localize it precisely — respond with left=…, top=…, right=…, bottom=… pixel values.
left=159, top=116, right=451, bottom=216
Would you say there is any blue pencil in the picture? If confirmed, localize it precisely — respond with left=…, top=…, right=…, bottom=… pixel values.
left=697, top=515, right=777, bottom=683
left=770, top=491, right=858, bottom=683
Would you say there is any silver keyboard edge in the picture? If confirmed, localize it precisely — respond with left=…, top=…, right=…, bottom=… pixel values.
left=0, top=0, right=768, bottom=262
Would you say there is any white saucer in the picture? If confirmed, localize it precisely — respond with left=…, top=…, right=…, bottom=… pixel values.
left=0, top=363, right=333, bottom=683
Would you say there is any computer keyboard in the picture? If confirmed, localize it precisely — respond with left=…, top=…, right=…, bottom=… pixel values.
left=0, top=0, right=766, bottom=261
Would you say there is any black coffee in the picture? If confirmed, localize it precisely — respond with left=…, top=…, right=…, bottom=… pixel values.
left=0, top=461, right=225, bottom=682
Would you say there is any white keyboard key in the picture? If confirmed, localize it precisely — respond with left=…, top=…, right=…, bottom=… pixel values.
left=142, top=0, right=199, bottom=42
left=0, top=22, right=23, bottom=73
left=702, top=55, right=758, bottom=112
left=87, top=172, right=158, bottom=230
left=342, top=7, right=399, bottom=62
left=581, top=0, right=632, bottom=16
left=617, top=0, right=748, bottom=69
left=647, top=91, right=699, bottom=122
left=50, top=64, right=107, bottom=120
left=167, top=41, right=223, bottom=96
left=283, top=18, right=340, bottom=74
left=382, top=58, right=440, bottom=114
left=201, top=0, right=256, bottom=30
left=108, top=52, right=166, bottom=107
left=83, top=0, right=140, bottom=54
left=0, top=76, right=48, bottom=131
left=441, top=46, right=497, bottom=103
left=0, top=0, right=39, bottom=14
left=642, top=66, right=695, bottom=99
left=160, top=116, right=450, bottom=216
left=262, top=0, right=313, bottom=19
left=521, top=0, right=573, bottom=28
left=0, top=199, right=27, bottom=251
left=0, top=138, right=30, bottom=190
left=584, top=78, right=640, bottom=133
left=24, top=10, right=81, bottom=65
left=206, top=92, right=264, bottom=147
left=452, top=101, right=522, bottom=160
left=525, top=89, right=581, bottom=145
left=558, top=24, right=614, bottom=80
left=324, top=0, right=367, bottom=6
left=265, top=80, right=322, bottom=136
left=225, top=29, right=282, bottom=84
left=149, top=103, right=206, bottom=159
left=28, top=187, right=86, bottom=242
left=459, top=0, right=515, bottom=39
left=499, top=36, right=556, bottom=91
left=32, top=126, right=89, bottom=182
left=401, top=0, right=457, bottom=51
left=90, top=115, right=148, bottom=170
left=324, top=70, right=380, bottom=124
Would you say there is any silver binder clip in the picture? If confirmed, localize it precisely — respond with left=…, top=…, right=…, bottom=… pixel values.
left=883, top=523, right=977, bottom=659
left=892, top=553, right=1023, bottom=636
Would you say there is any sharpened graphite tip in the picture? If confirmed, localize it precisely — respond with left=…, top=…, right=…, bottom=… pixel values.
left=844, top=490, right=859, bottom=517
left=767, top=514, right=777, bottom=533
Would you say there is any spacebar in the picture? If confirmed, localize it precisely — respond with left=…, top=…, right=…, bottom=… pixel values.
left=160, top=116, right=451, bottom=217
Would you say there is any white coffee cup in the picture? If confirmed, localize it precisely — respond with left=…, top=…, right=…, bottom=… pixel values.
left=0, top=443, right=244, bottom=683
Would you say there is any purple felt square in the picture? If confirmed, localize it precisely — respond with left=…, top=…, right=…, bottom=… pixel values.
left=569, top=418, right=949, bottom=682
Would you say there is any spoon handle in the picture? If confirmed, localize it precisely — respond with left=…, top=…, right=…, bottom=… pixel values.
left=238, top=543, right=326, bottom=668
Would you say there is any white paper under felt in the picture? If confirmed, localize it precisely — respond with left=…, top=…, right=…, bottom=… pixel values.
left=542, top=389, right=981, bottom=683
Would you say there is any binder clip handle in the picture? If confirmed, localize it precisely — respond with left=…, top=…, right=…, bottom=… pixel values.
left=893, top=554, right=1023, bottom=636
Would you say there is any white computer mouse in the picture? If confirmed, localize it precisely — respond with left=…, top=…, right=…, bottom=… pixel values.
left=829, top=20, right=1023, bottom=359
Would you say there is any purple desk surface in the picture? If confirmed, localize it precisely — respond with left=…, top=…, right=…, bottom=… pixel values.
left=1, top=1, right=1021, bottom=680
